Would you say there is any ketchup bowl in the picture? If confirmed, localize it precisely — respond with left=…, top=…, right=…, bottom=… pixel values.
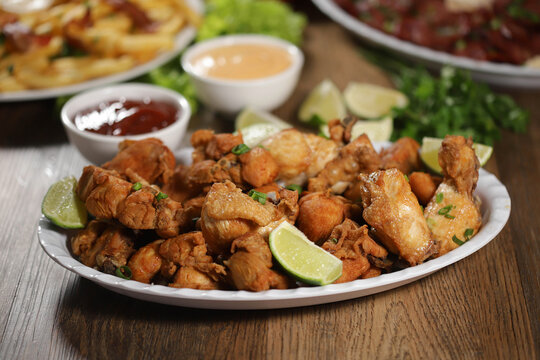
left=182, top=34, right=304, bottom=114
left=61, top=83, right=191, bottom=164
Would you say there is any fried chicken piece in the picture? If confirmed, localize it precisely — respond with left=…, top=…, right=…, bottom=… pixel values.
left=191, top=130, right=243, bottom=163
left=77, top=165, right=133, bottom=219
left=128, top=240, right=164, bottom=284
left=261, top=129, right=311, bottom=182
left=296, top=192, right=345, bottom=244
left=327, top=117, right=357, bottom=145
left=161, top=164, right=193, bottom=203
left=224, top=232, right=289, bottom=291
left=358, top=168, right=436, bottom=266
left=322, top=219, right=388, bottom=283
left=201, top=181, right=298, bottom=256
left=159, top=232, right=226, bottom=289
left=186, top=155, right=244, bottom=192
left=102, top=138, right=175, bottom=185
left=380, top=137, right=421, bottom=174
left=303, top=133, right=340, bottom=179
left=308, top=134, right=381, bottom=194
left=424, top=136, right=482, bottom=256
left=71, top=221, right=135, bottom=272
left=409, top=172, right=441, bottom=206
left=238, top=147, right=279, bottom=187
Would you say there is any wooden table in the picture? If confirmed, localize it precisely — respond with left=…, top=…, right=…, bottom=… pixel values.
left=0, top=2, right=538, bottom=359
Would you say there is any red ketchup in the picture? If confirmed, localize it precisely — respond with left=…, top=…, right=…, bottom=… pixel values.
left=72, top=98, right=178, bottom=136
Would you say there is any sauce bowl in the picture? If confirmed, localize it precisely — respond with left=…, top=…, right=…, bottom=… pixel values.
left=182, top=34, right=304, bottom=114
left=61, top=83, right=191, bottom=164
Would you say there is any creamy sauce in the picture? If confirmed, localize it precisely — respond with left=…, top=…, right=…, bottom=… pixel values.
left=191, top=44, right=292, bottom=80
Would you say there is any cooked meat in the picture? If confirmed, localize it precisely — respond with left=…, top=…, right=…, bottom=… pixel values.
left=379, top=137, right=422, bottom=175
left=296, top=192, right=345, bottom=244
left=191, top=130, right=243, bottom=163
left=358, top=168, right=436, bottom=266
left=128, top=240, right=164, bottom=284
left=409, top=172, right=440, bottom=206
left=239, top=147, right=279, bottom=187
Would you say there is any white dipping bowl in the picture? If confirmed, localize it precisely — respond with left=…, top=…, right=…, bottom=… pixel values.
left=61, top=83, right=191, bottom=164
left=182, top=34, right=304, bottom=114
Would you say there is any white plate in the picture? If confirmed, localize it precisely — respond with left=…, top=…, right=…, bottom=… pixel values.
left=312, top=0, right=540, bottom=89
left=0, top=0, right=203, bottom=102
left=38, top=145, right=511, bottom=309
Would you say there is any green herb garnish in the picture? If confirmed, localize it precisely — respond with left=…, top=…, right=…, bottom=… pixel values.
left=307, top=114, right=326, bottom=127
left=132, top=182, right=142, bottom=191
left=115, top=266, right=132, bottom=280
left=7, top=64, right=13, bottom=75
left=464, top=228, right=474, bottom=240
left=248, top=189, right=267, bottom=205
left=330, top=237, right=338, bottom=244
left=452, top=235, right=465, bottom=246
left=318, top=131, right=330, bottom=140
left=285, top=184, right=302, bottom=194
left=232, top=144, right=250, bottom=155
left=155, top=192, right=168, bottom=201
left=436, top=193, right=444, bottom=204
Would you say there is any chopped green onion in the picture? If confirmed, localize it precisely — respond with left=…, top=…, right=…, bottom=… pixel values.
left=7, top=64, right=13, bottom=75
left=248, top=189, right=267, bottom=205
left=155, top=192, right=168, bottom=201
left=285, top=184, right=302, bottom=194
left=115, top=265, right=132, bottom=280
left=464, top=228, right=474, bottom=240
left=438, top=204, right=453, bottom=215
left=132, top=182, right=142, bottom=191
left=436, top=192, right=444, bottom=204
left=452, top=235, right=465, bottom=246
left=444, top=214, right=455, bottom=219
left=404, top=174, right=409, bottom=182
left=317, top=131, right=330, bottom=140
left=232, top=144, right=250, bottom=155
left=330, top=237, right=338, bottom=244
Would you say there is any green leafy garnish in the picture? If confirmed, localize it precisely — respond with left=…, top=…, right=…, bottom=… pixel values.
left=453, top=228, right=475, bottom=246
left=436, top=193, right=444, bottom=204
left=132, top=182, right=142, bottom=191
left=452, top=235, right=465, bottom=246
left=115, top=266, right=132, bottom=280
left=197, top=0, right=307, bottom=46
left=438, top=204, right=455, bottom=218
left=285, top=184, right=302, bottom=194
left=155, top=192, right=168, bottom=201
left=232, top=144, right=250, bottom=155
left=307, top=114, right=327, bottom=127
left=248, top=189, right=267, bottom=204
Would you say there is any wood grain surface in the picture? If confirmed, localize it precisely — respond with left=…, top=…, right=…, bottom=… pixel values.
left=0, top=2, right=538, bottom=359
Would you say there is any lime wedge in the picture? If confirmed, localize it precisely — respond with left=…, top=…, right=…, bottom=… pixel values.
left=235, top=107, right=291, bottom=131
left=42, top=176, right=87, bottom=229
left=350, top=116, right=393, bottom=142
left=269, top=222, right=342, bottom=286
left=420, top=137, right=493, bottom=174
left=343, top=82, right=407, bottom=119
left=298, top=79, right=346, bottom=124
left=240, top=123, right=285, bottom=148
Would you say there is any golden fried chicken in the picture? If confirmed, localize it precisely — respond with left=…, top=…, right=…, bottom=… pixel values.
left=161, top=164, right=193, bottom=203
left=238, top=147, right=279, bottom=187
left=102, top=138, right=175, bottom=185
left=71, top=220, right=135, bottom=273
left=224, top=232, right=290, bottom=291
left=191, top=130, right=243, bottom=163
left=296, top=192, right=345, bottom=244
left=308, top=134, right=381, bottom=194
left=424, top=135, right=482, bottom=256
left=159, top=232, right=226, bottom=289
left=409, top=172, right=441, bottom=206
left=380, top=137, right=421, bottom=174
left=200, top=181, right=298, bottom=256
left=358, top=168, right=436, bottom=266
left=128, top=240, right=164, bottom=284
left=303, top=133, right=340, bottom=179
left=322, top=219, right=388, bottom=283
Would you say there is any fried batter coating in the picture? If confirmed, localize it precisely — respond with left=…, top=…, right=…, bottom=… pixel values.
left=224, top=232, right=289, bottom=291
left=308, top=134, right=381, bottom=194
left=128, top=240, right=164, bottom=284
left=159, top=232, right=226, bottom=289
left=71, top=220, right=135, bottom=273
left=191, top=130, right=243, bottom=163
left=409, top=172, right=439, bottom=206
left=303, top=133, right=339, bottom=179
left=380, top=137, right=421, bottom=174
left=102, top=138, right=175, bottom=185
left=424, top=136, right=482, bottom=256
left=261, top=129, right=311, bottom=182
left=239, top=147, right=279, bottom=187
left=322, top=219, right=388, bottom=283
left=358, top=169, right=436, bottom=266
left=296, top=192, right=345, bottom=244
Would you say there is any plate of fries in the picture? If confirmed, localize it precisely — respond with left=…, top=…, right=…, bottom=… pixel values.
left=0, top=0, right=203, bottom=101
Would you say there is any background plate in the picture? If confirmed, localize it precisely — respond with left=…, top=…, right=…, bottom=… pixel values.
left=0, top=0, right=203, bottom=102
left=37, top=144, right=511, bottom=309
left=312, top=0, right=540, bottom=89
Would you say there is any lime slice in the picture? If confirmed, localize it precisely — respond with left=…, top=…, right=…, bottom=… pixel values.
left=420, top=137, right=493, bottom=174
left=350, top=116, right=393, bottom=142
left=235, top=106, right=291, bottom=131
left=343, top=82, right=408, bottom=119
left=298, top=79, right=346, bottom=124
left=240, top=123, right=285, bottom=148
left=42, top=176, right=87, bottom=229
left=269, top=222, right=342, bottom=286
